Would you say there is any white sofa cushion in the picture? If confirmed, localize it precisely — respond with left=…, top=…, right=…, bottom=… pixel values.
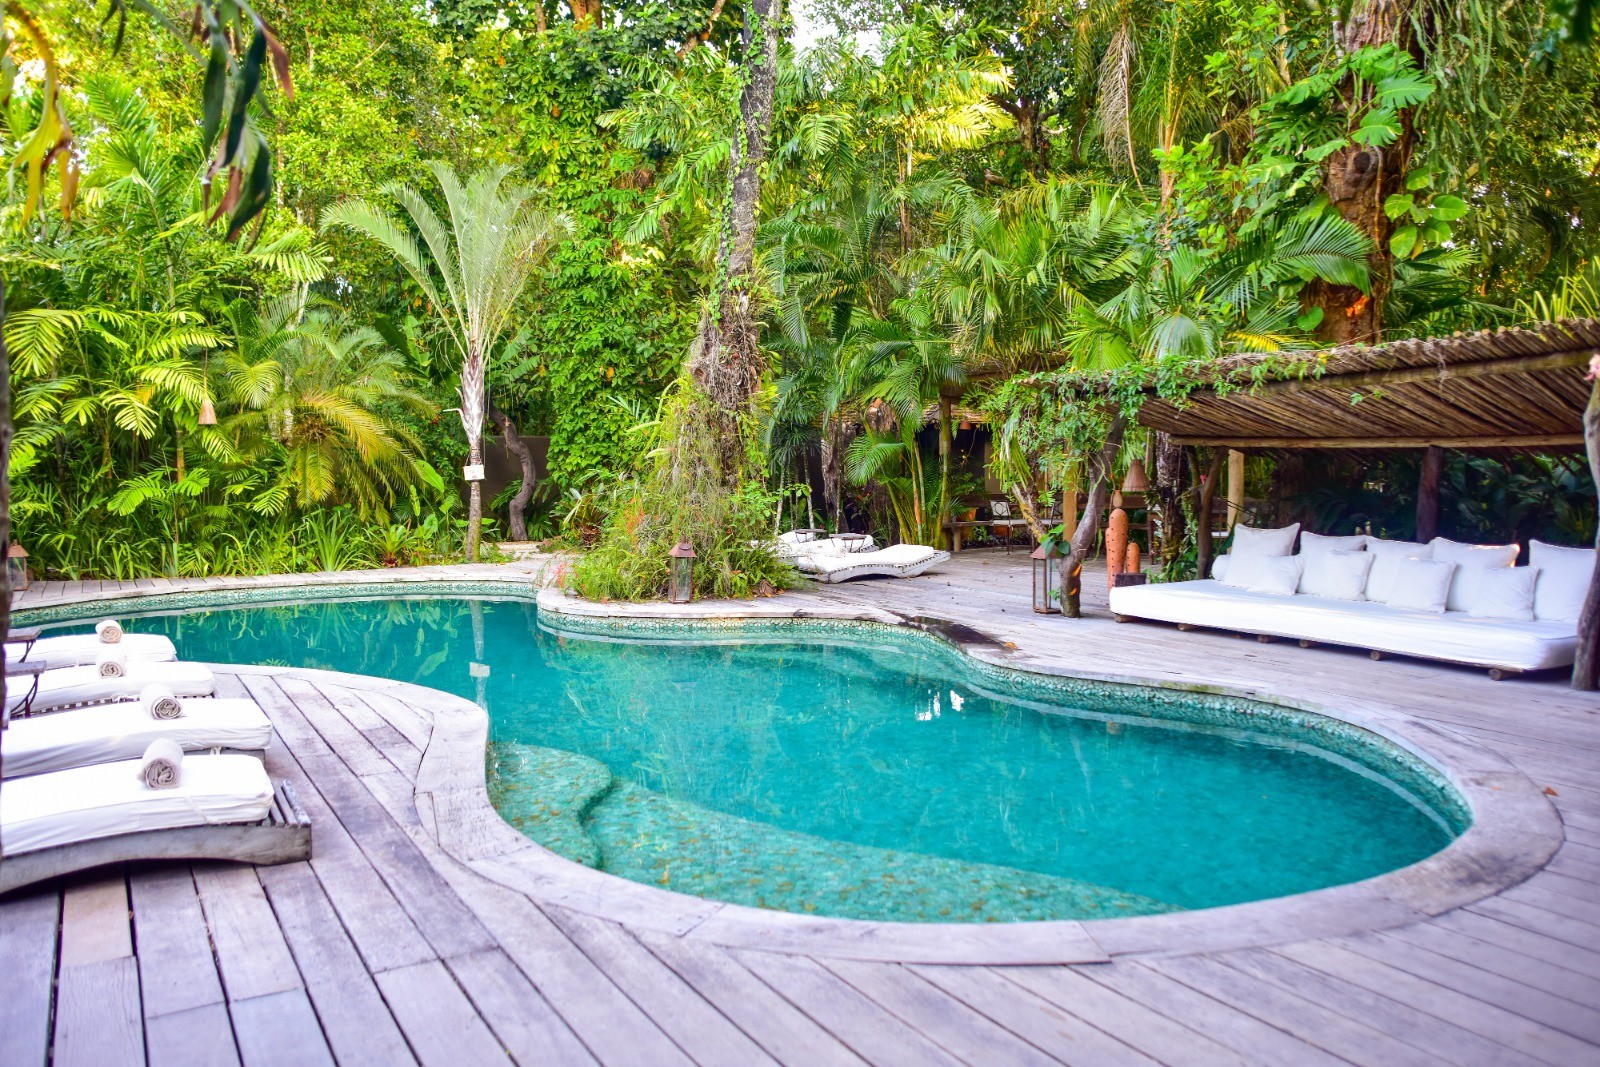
left=1379, top=558, right=1456, bottom=614
left=1365, top=538, right=1432, bottom=603
left=1530, top=539, right=1594, bottom=622
left=1299, top=548, right=1374, bottom=600
left=1430, top=536, right=1520, bottom=613
left=1211, top=554, right=1232, bottom=582
left=1467, top=567, right=1539, bottom=622
left=1242, top=555, right=1304, bottom=596
left=1299, top=531, right=1368, bottom=557
left=1109, top=580, right=1578, bottom=671
left=1230, top=523, right=1300, bottom=560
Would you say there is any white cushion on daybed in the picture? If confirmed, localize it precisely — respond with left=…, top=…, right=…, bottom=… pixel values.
left=1431, top=536, right=1519, bottom=613
left=1229, top=523, right=1300, bottom=559
left=1364, top=538, right=1432, bottom=604
left=1468, top=567, right=1539, bottom=622
left=0, top=752, right=274, bottom=855
left=797, top=543, right=948, bottom=583
left=1379, top=558, right=1456, bottom=614
left=1109, top=579, right=1577, bottom=672
left=2, top=698, right=273, bottom=778
left=1531, top=539, right=1594, bottom=622
left=1299, top=548, right=1373, bottom=600
left=1299, top=531, right=1368, bottom=557
left=1240, top=555, right=1304, bottom=596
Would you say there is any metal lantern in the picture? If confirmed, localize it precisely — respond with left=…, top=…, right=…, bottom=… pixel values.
left=1030, top=541, right=1063, bottom=614
left=1121, top=457, right=1150, bottom=495
left=6, top=542, right=29, bottom=591
left=668, top=540, right=696, bottom=604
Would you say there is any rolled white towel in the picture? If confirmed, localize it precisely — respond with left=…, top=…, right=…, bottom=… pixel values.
left=139, top=739, right=184, bottom=789
left=95, top=619, right=125, bottom=644
left=140, top=683, right=183, bottom=720
left=95, top=648, right=128, bottom=678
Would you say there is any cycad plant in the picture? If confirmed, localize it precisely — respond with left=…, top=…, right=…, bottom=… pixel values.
left=323, top=164, right=567, bottom=560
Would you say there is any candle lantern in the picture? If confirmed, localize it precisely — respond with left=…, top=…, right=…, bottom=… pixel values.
left=668, top=540, right=696, bottom=604
left=1030, top=541, right=1064, bottom=614
left=6, top=542, right=29, bottom=591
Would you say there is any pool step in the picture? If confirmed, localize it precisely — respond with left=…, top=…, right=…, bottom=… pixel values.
left=485, top=742, right=615, bottom=868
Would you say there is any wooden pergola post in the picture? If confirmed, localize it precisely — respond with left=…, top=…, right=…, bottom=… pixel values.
left=1226, top=449, right=1246, bottom=530
left=1415, top=445, right=1444, bottom=542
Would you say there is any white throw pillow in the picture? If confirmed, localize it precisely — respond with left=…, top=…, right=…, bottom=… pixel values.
left=1243, top=555, right=1305, bottom=596
left=1299, top=548, right=1375, bottom=600
left=1299, top=531, right=1369, bottom=558
left=1229, top=523, right=1300, bottom=560
left=1210, top=554, right=1232, bottom=583
left=1430, top=536, right=1520, bottom=613
left=1379, top=558, right=1456, bottom=613
left=1364, top=539, right=1433, bottom=603
left=1530, top=539, right=1595, bottom=622
left=1467, top=567, right=1539, bottom=622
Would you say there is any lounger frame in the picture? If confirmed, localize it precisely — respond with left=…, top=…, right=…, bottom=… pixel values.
left=0, top=779, right=312, bottom=895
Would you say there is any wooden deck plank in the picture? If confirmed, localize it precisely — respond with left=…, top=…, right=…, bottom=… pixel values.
left=145, top=1003, right=241, bottom=1067
left=732, top=950, right=967, bottom=1067
left=276, top=675, right=395, bottom=778
left=53, top=956, right=145, bottom=1067
left=1435, top=909, right=1600, bottom=981
left=546, top=907, right=777, bottom=1067
left=60, top=873, right=132, bottom=965
left=1145, top=953, right=1441, bottom=1067
left=130, top=867, right=227, bottom=1019
left=192, top=864, right=303, bottom=1002
left=373, top=960, right=512, bottom=1067
left=228, top=989, right=336, bottom=1067
left=634, top=930, right=868, bottom=1067
left=445, top=948, right=598, bottom=1067
left=0, top=889, right=61, bottom=1067
left=320, top=682, right=423, bottom=777
left=821, top=959, right=1063, bottom=1067
left=990, top=962, right=1253, bottom=1067
left=258, top=863, right=418, bottom=1067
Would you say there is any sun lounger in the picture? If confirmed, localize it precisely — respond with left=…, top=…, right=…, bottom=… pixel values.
left=6, top=631, right=177, bottom=672
left=2, top=697, right=273, bottom=778
left=796, top=543, right=950, bottom=583
left=5, top=662, right=216, bottom=717
left=0, top=752, right=310, bottom=893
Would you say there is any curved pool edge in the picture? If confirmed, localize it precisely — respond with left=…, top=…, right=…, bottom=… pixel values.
left=22, top=575, right=1564, bottom=965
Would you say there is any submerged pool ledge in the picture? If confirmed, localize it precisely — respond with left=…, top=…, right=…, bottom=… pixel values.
left=20, top=574, right=1566, bottom=964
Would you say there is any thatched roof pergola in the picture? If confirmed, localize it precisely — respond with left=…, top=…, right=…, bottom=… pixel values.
left=1136, top=318, right=1598, bottom=451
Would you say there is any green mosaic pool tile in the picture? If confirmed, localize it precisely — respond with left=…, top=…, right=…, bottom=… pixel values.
left=486, top=741, right=614, bottom=868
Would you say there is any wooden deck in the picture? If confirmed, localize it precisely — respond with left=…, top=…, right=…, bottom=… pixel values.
left=4, top=553, right=1599, bottom=1066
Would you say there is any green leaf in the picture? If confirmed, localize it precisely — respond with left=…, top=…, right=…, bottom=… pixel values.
left=1430, top=194, right=1469, bottom=221
left=1422, top=218, right=1452, bottom=245
left=1383, top=194, right=1415, bottom=220
left=1295, top=307, right=1325, bottom=331
left=1390, top=225, right=1419, bottom=260
left=1405, top=169, right=1435, bottom=191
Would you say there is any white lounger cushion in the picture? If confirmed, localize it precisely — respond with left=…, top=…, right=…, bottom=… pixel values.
left=2, top=698, right=272, bottom=778
left=6, top=633, right=177, bottom=672
left=0, top=752, right=274, bottom=855
left=798, top=544, right=949, bottom=582
left=9, top=662, right=216, bottom=716
left=1109, top=579, right=1577, bottom=671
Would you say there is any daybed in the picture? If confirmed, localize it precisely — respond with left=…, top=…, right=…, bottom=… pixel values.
left=2, top=697, right=273, bottom=777
left=0, top=751, right=310, bottom=894
left=797, top=542, right=951, bottom=583
left=1109, top=527, right=1588, bottom=677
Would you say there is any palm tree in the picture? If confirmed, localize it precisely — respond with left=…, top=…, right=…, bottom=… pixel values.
left=323, top=163, right=567, bottom=560
left=221, top=296, right=436, bottom=519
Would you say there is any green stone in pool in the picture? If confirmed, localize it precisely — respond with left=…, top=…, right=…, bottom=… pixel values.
left=73, top=597, right=1465, bottom=923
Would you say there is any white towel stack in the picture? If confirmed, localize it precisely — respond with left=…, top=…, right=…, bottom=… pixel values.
left=139, top=739, right=183, bottom=789
left=140, top=684, right=184, bottom=720
left=95, top=648, right=128, bottom=678
left=95, top=619, right=125, bottom=644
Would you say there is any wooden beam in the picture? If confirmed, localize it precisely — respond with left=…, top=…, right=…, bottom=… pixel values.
left=1168, top=434, right=1585, bottom=450
left=1254, top=350, right=1593, bottom=394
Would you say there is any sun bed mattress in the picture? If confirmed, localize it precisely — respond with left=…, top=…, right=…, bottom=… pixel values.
left=1109, top=579, right=1578, bottom=671
left=2, top=698, right=273, bottom=778
left=798, top=544, right=950, bottom=583
left=7, top=633, right=178, bottom=672
left=0, top=752, right=275, bottom=855
left=8, top=662, right=216, bottom=716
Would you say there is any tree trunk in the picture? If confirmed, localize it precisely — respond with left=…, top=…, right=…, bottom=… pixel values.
left=460, top=344, right=486, bottom=562
left=1415, top=445, right=1444, bottom=542
left=1573, top=380, right=1600, bottom=691
left=567, top=0, right=601, bottom=28
left=688, top=0, right=781, bottom=480
left=1058, top=410, right=1127, bottom=618
left=821, top=419, right=848, bottom=530
left=1154, top=432, right=1187, bottom=571
left=488, top=402, right=536, bottom=542
left=1, top=279, right=12, bottom=834
left=1307, top=0, right=1419, bottom=345
left=1194, top=448, right=1224, bottom=579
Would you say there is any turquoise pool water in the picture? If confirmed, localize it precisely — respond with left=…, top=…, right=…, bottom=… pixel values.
left=48, top=596, right=1467, bottom=923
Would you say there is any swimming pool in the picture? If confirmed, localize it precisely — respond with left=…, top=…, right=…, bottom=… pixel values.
left=49, top=595, right=1468, bottom=923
